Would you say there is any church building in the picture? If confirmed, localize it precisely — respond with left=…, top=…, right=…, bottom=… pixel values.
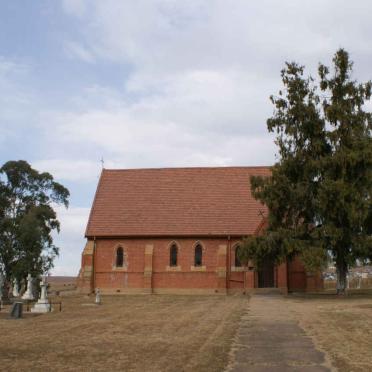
left=77, top=167, right=322, bottom=294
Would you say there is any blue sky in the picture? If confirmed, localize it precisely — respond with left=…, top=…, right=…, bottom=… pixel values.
left=1, top=0, right=371, bottom=276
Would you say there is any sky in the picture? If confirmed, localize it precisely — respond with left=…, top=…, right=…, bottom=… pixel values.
left=1, top=0, right=371, bottom=276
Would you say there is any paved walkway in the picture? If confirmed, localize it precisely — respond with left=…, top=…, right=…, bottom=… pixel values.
left=226, top=294, right=333, bottom=372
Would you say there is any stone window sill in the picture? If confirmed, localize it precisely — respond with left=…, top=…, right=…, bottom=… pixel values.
left=166, top=265, right=181, bottom=271
left=190, top=265, right=206, bottom=272
left=112, top=266, right=128, bottom=271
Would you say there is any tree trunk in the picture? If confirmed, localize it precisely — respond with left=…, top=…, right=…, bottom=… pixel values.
left=1, top=280, right=11, bottom=303
left=336, top=259, right=348, bottom=295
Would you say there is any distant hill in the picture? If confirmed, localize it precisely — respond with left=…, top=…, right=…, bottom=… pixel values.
left=47, top=276, right=77, bottom=284
left=46, top=276, right=77, bottom=292
left=48, top=275, right=76, bottom=283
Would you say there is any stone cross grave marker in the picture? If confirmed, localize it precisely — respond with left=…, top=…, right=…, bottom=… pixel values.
left=22, top=274, right=35, bottom=300
left=12, top=279, right=20, bottom=297
left=31, top=277, right=51, bottom=313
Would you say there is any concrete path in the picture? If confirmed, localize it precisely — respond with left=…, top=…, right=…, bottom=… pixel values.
left=226, top=294, right=333, bottom=372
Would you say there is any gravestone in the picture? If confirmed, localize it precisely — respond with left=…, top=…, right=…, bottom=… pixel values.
left=12, top=279, right=20, bottom=297
left=10, top=302, right=23, bottom=319
left=22, top=274, right=35, bottom=300
left=95, top=288, right=101, bottom=305
left=31, top=277, right=50, bottom=313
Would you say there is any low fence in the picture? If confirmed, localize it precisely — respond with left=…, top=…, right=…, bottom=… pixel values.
left=324, top=277, right=372, bottom=290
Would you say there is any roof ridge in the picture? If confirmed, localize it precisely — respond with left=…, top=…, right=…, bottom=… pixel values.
left=102, top=165, right=272, bottom=172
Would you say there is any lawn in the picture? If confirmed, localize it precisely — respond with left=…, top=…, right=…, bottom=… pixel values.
left=1, top=292, right=372, bottom=372
left=288, top=293, right=372, bottom=372
left=0, top=294, right=247, bottom=372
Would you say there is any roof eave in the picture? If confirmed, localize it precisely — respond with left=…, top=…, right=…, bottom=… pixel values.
left=85, top=233, right=252, bottom=239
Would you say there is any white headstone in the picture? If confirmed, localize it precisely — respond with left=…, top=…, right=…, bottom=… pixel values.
left=31, top=277, right=51, bottom=313
left=358, top=276, right=362, bottom=289
left=22, top=274, right=35, bottom=300
left=95, top=288, right=101, bottom=305
left=12, top=279, right=20, bottom=297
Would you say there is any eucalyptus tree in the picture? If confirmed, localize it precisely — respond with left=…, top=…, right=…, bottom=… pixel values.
left=0, top=160, right=69, bottom=298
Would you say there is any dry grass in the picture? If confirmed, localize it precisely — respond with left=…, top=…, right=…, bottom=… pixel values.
left=48, top=277, right=77, bottom=294
left=2, top=291, right=371, bottom=372
left=287, top=294, right=372, bottom=372
left=0, top=294, right=247, bottom=372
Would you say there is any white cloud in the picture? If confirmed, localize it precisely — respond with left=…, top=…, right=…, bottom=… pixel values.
left=52, top=0, right=372, bottom=174
left=41, top=64, right=279, bottom=169
left=45, top=72, right=277, bottom=169
left=364, top=100, right=372, bottom=112
left=0, top=57, right=28, bottom=75
left=55, top=205, right=90, bottom=237
left=52, top=205, right=90, bottom=276
left=62, top=0, right=88, bottom=17
left=0, top=57, right=31, bottom=104
left=64, top=41, right=95, bottom=63
left=60, top=1, right=372, bottom=76
left=33, top=159, right=101, bottom=182
left=0, top=57, right=37, bottom=145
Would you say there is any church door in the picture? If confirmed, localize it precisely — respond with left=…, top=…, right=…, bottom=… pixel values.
left=258, top=258, right=275, bottom=288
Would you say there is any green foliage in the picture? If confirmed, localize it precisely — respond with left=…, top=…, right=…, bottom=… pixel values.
left=0, top=160, right=69, bottom=287
left=241, top=49, right=372, bottom=292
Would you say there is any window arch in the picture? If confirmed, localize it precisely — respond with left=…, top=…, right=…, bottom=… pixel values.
left=194, top=244, right=203, bottom=267
left=170, top=243, right=178, bottom=267
left=116, top=246, right=124, bottom=267
left=235, top=245, right=242, bottom=267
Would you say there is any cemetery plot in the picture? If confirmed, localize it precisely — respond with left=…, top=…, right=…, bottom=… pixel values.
left=0, top=294, right=246, bottom=372
left=0, top=293, right=371, bottom=371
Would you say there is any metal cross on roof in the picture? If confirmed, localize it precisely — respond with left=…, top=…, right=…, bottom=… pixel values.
left=258, top=209, right=265, bottom=218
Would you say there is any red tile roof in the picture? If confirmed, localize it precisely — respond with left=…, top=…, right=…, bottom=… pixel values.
left=85, top=167, right=271, bottom=238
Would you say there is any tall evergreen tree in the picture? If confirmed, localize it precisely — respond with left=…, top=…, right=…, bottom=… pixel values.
left=240, top=49, right=372, bottom=294
left=0, top=160, right=69, bottom=298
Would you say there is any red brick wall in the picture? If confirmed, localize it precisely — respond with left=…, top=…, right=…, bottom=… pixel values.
left=277, top=262, right=288, bottom=291
left=152, top=272, right=218, bottom=289
left=152, top=238, right=224, bottom=272
left=95, top=272, right=144, bottom=290
left=93, top=237, right=236, bottom=292
left=80, top=237, right=322, bottom=293
left=95, top=239, right=146, bottom=272
left=287, top=256, right=306, bottom=291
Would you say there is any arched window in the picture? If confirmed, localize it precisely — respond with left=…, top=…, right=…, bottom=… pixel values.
left=170, top=244, right=178, bottom=267
left=116, top=247, right=124, bottom=267
left=194, top=244, right=203, bottom=266
left=235, top=245, right=242, bottom=267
